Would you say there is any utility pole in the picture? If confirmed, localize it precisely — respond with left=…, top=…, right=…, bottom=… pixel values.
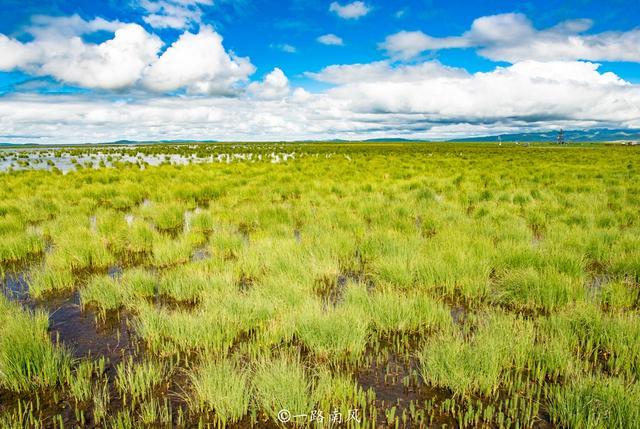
left=557, top=129, right=565, bottom=145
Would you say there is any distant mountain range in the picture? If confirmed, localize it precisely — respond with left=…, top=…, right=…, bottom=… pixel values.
left=2, top=129, right=640, bottom=146
left=450, top=129, right=640, bottom=142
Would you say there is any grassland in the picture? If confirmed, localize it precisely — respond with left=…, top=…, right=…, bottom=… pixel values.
left=0, top=142, right=638, bottom=428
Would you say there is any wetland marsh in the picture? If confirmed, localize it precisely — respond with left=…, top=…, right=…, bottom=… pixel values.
left=0, top=142, right=639, bottom=428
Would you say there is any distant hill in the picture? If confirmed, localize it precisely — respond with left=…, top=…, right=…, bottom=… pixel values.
left=363, top=138, right=426, bottom=142
left=104, top=139, right=219, bottom=145
left=451, top=129, right=640, bottom=143
left=3, top=129, right=640, bottom=146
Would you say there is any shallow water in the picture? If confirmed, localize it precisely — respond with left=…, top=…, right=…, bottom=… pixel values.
left=0, top=146, right=302, bottom=173
left=47, top=291, right=134, bottom=361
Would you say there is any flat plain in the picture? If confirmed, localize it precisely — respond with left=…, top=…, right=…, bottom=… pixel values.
left=0, top=142, right=639, bottom=428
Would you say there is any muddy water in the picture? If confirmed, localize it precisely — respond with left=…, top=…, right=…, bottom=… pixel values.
left=1, top=259, right=135, bottom=361
left=47, top=292, right=134, bottom=362
left=357, top=355, right=457, bottom=427
left=2, top=258, right=554, bottom=428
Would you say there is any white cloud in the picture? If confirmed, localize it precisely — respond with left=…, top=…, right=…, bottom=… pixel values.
left=277, top=44, right=297, bottom=53
left=0, top=35, right=39, bottom=70
left=27, top=15, right=124, bottom=38
left=0, top=16, right=162, bottom=90
left=46, top=25, right=162, bottom=90
left=247, top=68, right=291, bottom=99
left=0, top=16, right=254, bottom=94
left=328, top=61, right=638, bottom=125
left=306, top=60, right=467, bottom=84
left=381, top=30, right=469, bottom=60
left=139, top=0, right=212, bottom=29
left=329, top=1, right=370, bottom=19
left=142, top=26, right=254, bottom=95
left=317, top=33, right=344, bottom=46
left=382, top=13, right=640, bottom=63
left=2, top=61, right=640, bottom=144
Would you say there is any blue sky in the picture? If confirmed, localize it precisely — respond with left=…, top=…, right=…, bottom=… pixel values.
left=1, top=0, right=640, bottom=143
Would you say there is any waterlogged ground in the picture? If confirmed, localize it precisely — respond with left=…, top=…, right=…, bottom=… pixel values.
left=0, top=144, right=302, bottom=173
left=0, top=142, right=639, bottom=428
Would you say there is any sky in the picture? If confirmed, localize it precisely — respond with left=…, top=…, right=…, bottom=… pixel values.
left=1, top=0, right=640, bottom=144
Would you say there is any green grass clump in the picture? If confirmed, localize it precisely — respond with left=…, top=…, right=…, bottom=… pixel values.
left=115, top=358, right=167, bottom=403
left=0, top=297, right=71, bottom=392
left=419, top=312, right=534, bottom=396
left=81, top=274, right=127, bottom=314
left=65, top=359, right=96, bottom=403
left=189, top=359, right=250, bottom=424
left=135, top=303, right=241, bottom=354
left=599, top=280, right=639, bottom=311
left=0, top=231, right=44, bottom=263
left=149, top=203, right=185, bottom=232
left=295, top=300, right=370, bottom=362
left=313, top=368, right=368, bottom=421
left=158, top=265, right=209, bottom=303
left=253, top=354, right=314, bottom=421
left=560, top=304, right=640, bottom=379
left=495, top=267, right=584, bottom=312
left=47, top=228, right=115, bottom=272
left=365, top=287, right=452, bottom=333
left=28, top=265, right=75, bottom=298
left=190, top=210, right=216, bottom=233
left=549, top=375, right=640, bottom=428
left=124, top=219, right=156, bottom=255
left=152, top=235, right=192, bottom=267
left=120, top=268, right=157, bottom=299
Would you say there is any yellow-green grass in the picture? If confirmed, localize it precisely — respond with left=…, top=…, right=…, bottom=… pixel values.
left=188, top=358, right=250, bottom=424
left=0, top=296, right=71, bottom=392
left=0, top=142, right=638, bottom=428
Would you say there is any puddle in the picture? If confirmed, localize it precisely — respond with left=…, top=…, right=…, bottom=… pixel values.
left=315, top=275, right=346, bottom=308
left=315, top=268, right=375, bottom=309
left=450, top=304, right=469, bottom=325
left=107, top=265, right=123, bottom=278
left=46, top=291, right=135, bottom=361
left=587, top=273, right=611, bottom=299
left=191, top=247, right=210, bottom=262
left=0, top=147, right=307, bottom=173
left=1, top=269, right=30, bottom=302
left=237, top=273, right=256, bottom=293
left=1, top=259, right=39, bottom=303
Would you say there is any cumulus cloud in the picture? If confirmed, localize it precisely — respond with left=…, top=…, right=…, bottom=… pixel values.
left=329, top=1, right=370, bottom=19
left=247, top=68, right=291, bottom=99
left=0, top=16, right=161, bottom=90
left=327, top=61, right=639, bottom=126
left=0, top=16, right=253, bottom=94
left=317, top=33, right=344, bottom=46
left=143, top=26, right=254, bottom=95
left=382, top=13, right=640, bottom=62
left=2, top=61, right=640, bottom=144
